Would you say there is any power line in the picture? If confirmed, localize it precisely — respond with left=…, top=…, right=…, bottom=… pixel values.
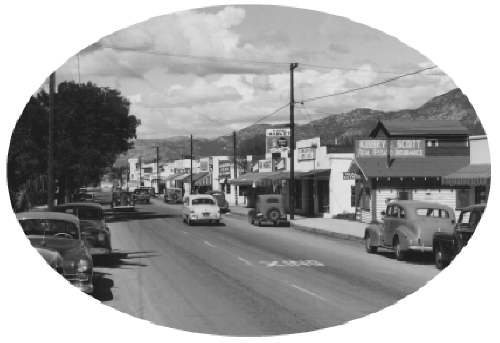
left=298, top=63, right=448, bottom=76
left=250, top=102, right=290, bottom=127
left=298, top=66, right=438, bottom=104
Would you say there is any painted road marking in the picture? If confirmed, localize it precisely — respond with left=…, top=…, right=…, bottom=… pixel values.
left=204, top=241, right=216, bottom=248
left=238, top=257, right=255, bottom=266
left=290, top=284, right=326, bottom=301
left=258, top=260, right=325, bottom=267
left=182, top=231, right=190, bottom=235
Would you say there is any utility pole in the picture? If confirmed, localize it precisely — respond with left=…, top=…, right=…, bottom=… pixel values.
left=139, top=156, right=142, bottom=187
left=156, top=146, right=159, bottom=195
left=190, top=135, right=193, bottom=194
left=289, top=63, right=298, bottom=220
left=233, top=131, right=238, bottom=206
left=47, top=72, right=55, bottom=210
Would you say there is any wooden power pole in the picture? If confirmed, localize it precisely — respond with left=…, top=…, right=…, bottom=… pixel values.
left=47, top=72, right=55, bottom=210
left=190, top=135, right=193, bottom=194
left=233, top=131, right=238, bottom=206
left=289, top=63, right=298, bottom=220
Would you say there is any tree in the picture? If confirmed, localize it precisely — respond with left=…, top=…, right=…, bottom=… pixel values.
left=8, top=81, right=141, bottom=211
left=232, top=133, right=266, bottom=171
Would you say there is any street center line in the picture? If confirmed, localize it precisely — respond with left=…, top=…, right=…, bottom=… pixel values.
left=204, top=241, right=216, bottom=248
left=238, top=257, right=255, bottom=266
left=290, top=284, right=326, bottom=301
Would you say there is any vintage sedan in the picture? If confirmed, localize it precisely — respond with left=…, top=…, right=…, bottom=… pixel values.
left=54, top=203, right=111, bottom=255
left=247, top=194, right=290, bottom=227
left=181, top=194, right=221, bottom=226
left=364, top=201, right=456, bottom=261
left=134, top=188, right=151, bottom=204
left=164, top=188, right=183, bottom=204
left=17, top=211, right=93, bottom=293
left=206, top=190, right=229, bottom=213
left=72, top=192, right=95, bottom=203
left=111, top=190, right=135, bottom=212
left=433, top=204, right=486, bottom=269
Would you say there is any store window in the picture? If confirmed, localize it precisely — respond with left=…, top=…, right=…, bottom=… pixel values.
left=398, top=191, right=409, bottom=200
left=351, top=186, right=356, bottom=207
left=474, top=185, right=488, bottom=204
left=361, top=189, right=371, bottom=210
left=456, top=189, right=471, bottom=209
left=426, top=139, right=439, bottom=147
left=295, top=180, right=302, bottom=209
left=225, top=184, right=231, bottom=194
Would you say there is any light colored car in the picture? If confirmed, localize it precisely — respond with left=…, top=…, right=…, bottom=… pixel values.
left=181, top=194, right=221, bottom=226
left=364, top=200, right=456, bottom=261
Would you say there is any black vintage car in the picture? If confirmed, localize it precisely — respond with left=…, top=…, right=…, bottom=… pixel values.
left=111, top=190, right=135, bottom=212
left=134, top=188, right=151, bottom=204
left=433, top=204, right=486, bottom=269
left=247, top=194, right=290, bottom=227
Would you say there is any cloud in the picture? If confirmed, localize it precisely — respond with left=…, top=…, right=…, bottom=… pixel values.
left=329, top=43, right=350, bottom=54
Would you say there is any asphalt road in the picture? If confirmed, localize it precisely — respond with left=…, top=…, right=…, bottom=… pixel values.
left=91, top=198, right=440, bottom=336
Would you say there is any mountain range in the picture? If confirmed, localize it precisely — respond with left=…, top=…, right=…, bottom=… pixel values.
left=114, top=88, right=484, bottom=167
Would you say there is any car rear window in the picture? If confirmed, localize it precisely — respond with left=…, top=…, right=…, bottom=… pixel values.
left=416, top=208, right=450, bottom=219
left=192, top=198, right=215, bottom=205
left=266, top=198, right=279, bottom=203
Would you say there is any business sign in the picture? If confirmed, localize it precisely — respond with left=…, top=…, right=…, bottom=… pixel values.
left=343, top=172, right=360, bottom=180
left=274, top=157, right=286, bottom=171
left=298, top=147, right=316, bottom=161
left=266, top=128, right=291, bottom=153
left=355, top=139, right=425, bottom=158
left=200, top=160, right=209, bottom=172
left=219, top=162, right=231, bottom=179
left=258, top=159, right=272, bottom=172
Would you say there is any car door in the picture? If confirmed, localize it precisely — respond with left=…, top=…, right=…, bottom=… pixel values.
left=383, top=205, right=397, bottom=246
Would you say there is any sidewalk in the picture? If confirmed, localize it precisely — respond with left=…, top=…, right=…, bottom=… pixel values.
left=225, top=205, right=366, bottom=242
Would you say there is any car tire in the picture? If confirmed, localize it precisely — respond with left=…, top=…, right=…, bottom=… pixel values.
left=434, top=244, right=449, bottom=270
left=257, top=219, right=262, bottom=227
left=365, top=233, right=378, bottom=253
left=266, top=207, right=281, bottom=221
left=187, top=218, right=192, bottom=226
left=394, top=236, right=405, bottom=261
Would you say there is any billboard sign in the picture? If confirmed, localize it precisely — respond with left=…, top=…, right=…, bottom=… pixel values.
left=200, top=159, right=209, bottom=172
left=219, top=161, right=231, bottom=179
left=298, top=147, right=316, bottom=161
left=266, top=128, right=290, bottom=153
left=355, top=139, right=425, bottom=158
left=258, top=159, right=272, bottom=172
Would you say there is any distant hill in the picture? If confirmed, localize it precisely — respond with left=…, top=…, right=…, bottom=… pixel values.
left=114, top=88, right=484, bottom=167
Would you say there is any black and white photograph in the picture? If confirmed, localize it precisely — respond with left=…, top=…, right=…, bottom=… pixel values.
left=1, top=1, right=498, bottom=342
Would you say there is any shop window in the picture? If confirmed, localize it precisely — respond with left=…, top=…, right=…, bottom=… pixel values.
left=361, top=189, right=371, bottom=210
left=398, top=191, right=409, bottom=200
left=226, top=184, right=231, bottom=194
left=295, top=180, right=303, bottom=209
left=426, top=139, right=439, bottom=147
left=456, top=189, right=471, bottom=209
left=351, top=186, right=356, bottom=207
left=474, top=185, right=488, bottom=204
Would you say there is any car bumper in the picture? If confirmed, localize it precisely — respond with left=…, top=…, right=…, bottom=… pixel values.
left=407, top=245, right=433, bottom=252
left=70, top=281, right=94, bottom=293
left=88, top=247, right=111, bottom=255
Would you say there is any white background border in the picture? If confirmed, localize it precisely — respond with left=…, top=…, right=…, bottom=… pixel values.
left=1, top=1, right=498, bottom=342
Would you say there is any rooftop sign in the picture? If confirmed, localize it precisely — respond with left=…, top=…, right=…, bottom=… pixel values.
left=355, top=139, right=425, bottom=158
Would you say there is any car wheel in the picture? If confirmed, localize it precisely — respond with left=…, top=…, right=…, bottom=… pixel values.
left=365, top=233, right=378, bottom=253
left=267, top=207, right=281, bottom=221
left=435, top=245, right=449, bottom=270
left=257, top=219, right=262, bottom=227
left=187, top=218, right=192, bottom=226
left=394, top=236, right=405, bottom=261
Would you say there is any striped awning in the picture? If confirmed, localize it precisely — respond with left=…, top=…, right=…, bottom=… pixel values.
left=165, top=173, right=182, bottom=181
left=173, top=173, right=191, bottom=181
left=442, top=164, right=491, bottom=186
left=297, top=169, right=330, bottom=180
left=194, top=172, right=212, bottom=186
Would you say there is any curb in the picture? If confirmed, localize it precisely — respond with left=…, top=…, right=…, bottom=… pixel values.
left=225, top=210, right=364, bottom=243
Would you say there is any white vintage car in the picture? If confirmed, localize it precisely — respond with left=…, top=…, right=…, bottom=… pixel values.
left=181, top=194, right=222, bottom=226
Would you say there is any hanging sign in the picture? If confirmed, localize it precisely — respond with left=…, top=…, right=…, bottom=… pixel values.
left=343, top=172, right=360, bottom=180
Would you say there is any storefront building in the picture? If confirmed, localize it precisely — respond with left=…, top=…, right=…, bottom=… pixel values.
left=442, top=135, right=490, bottom=206
left=348, top=120, right=471, bottom=223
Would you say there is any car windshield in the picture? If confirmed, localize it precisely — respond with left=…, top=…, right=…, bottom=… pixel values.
left=192, top=198, right=215, bottom=205
left=135, top=189, right=149, bottom=195
left=19, top=219, right=78, bottom=239
left=416, top=208, right=450, bottom=219
left=77, top=207, right=100, bottom=220
left=74, top=194, right=92, bottom=200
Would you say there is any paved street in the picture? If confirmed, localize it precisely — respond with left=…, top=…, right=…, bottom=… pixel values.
left=91, top=198, right=440, bottom=336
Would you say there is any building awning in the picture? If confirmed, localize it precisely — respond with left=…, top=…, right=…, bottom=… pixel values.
left=442, top=164, right=491, bottom=186
left=173, top=173, right=190, bottom=181
left=348, top=156, right=470, bottom=179
left=165, top=173, right=181, bottom=181
left=229, top=171, right=284, bottom=186
left=194, top=172, right=212, bottom=186
left=297, top=169, right=330, bottom=180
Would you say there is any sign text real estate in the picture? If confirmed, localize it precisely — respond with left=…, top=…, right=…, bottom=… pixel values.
left=355, top=139, right=425, bottom=158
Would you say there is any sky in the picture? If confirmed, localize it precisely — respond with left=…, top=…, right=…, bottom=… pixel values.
left=47, top=5, right=457, bottom=140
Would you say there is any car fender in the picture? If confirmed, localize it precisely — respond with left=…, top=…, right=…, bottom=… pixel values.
left=433, top=232, right=454, bottom=261
left=394, top=226, right=413, bottom=250
left=365, top=224, right=382, bottom=247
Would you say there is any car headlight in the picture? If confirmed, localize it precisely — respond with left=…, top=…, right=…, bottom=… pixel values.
left=77, top=259, right=90, bottom=273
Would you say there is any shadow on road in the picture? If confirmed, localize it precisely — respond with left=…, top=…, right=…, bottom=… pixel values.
left=93, top=250, right=158, bottom=269
left=375, top=250, right=436, bottom=266
left=91, top=271, right=114, bottom=302
left=104, top=211, right=178, bottom=223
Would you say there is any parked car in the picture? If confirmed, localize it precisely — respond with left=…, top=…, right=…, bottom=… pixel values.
left=206, top=190, right=229, bottom=213
left=247, top=194, right=290, bottom=227
left=181, top=194, right=221, bottom=226
left=364, top=201, right=456, bottom=261
left=164, top=188, right=183, bottom=204
left=140, top=187, right=156, bottom=198
left=433, top=204, right=486, bottom=269
left=134, top=188, right=151, bottom=204
left=54, top=203, right=111, bottom=255
left=17, top=211, right=94, bottom=293
left=72, top=192, right=95, bottom=203
left=111, top=190, right=135, bottom=212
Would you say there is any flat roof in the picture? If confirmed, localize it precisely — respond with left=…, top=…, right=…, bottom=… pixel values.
left=370, top=120, right=470, bottom=137
left=16, top=211, right=80, bottom=224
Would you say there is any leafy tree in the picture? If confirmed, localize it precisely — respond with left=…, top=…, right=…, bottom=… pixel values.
left=8, top=81, right=141, bottom=211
